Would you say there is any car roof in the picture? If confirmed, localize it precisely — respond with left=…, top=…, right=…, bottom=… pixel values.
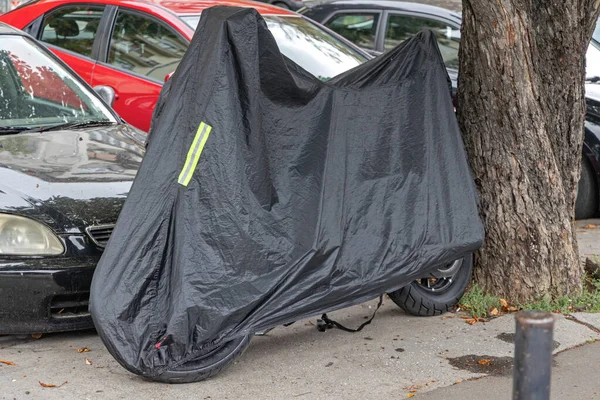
left=0, top=21, right=26, bottom=35
left=306, top=0, right=461, bottom=22
left=146, top=0, right=297, bottom=16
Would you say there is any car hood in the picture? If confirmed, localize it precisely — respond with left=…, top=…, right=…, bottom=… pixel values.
left=0, top=124, right=145, bottom=233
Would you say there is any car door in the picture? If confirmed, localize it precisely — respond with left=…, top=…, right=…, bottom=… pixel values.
left=321, top=10, right=383, bottom=56
left=91, top=7, right=188, bottom=132
left=380, top=12, right=461, bottom=70
left=35, top=5, right=105, bottom=83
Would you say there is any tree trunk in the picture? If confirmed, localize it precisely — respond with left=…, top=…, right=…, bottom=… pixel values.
left=458, top=0, right=600, bottom=302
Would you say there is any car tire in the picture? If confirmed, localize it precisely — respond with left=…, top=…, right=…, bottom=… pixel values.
left=387, top=255, right=473, bottom=316
left=272, top=1, right=290, bottom=9
left=575, top=156, right=599, bottom=220
left=150, top=335, right=251, bottom=383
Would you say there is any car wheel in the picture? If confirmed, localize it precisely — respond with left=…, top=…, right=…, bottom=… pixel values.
left=575, top=156, right=599, bottom=220
left=387, top=255, right=473, bottom=316
left=272, top=1, right=290, bottom=9
left=150, top=335, right=251, bottom=383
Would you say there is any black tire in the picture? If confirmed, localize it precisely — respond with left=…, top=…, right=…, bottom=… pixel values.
left=575, top=156, right=599, bottom=220
left=388, top=255, right=473, bottom=316
left=272, top=1, right=290, bottom=9
left=150, top=335, right=251, bottom=384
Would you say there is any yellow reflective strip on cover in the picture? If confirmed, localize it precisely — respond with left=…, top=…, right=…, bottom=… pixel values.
left=177, top=122, right=212, bottom=186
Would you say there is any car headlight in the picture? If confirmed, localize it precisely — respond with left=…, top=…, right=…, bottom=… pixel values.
left=0, top=214, right=64, bottom=255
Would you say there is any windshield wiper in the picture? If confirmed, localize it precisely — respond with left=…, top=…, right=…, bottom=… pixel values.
left=29, top=120, right=117, bottom=133
left=0, top=127, right=33, bottom=135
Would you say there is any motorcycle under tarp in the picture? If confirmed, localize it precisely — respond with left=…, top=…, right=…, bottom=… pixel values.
left=90, top=6, right=484, bottom=382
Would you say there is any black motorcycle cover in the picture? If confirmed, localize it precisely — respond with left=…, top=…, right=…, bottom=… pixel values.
left=90, top=6, right=484, bottom=377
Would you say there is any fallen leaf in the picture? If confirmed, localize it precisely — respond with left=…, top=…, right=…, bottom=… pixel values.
left=31, top=333, right=42, bottom=339
left=85, top=358, right=93, bottom=365
left=77, top=347, right=91, bottom=353
left=584, top=224, right=597, bottom=229
left=460, top=315, right=470, bottom=319
left=455, top=380, right=463, bottom=384
left=0, top=360, right=15, bottom=366
left=39, top=381, right=67, bottom=388
left=490, top=307, right=499, bottom=316
left=478, top=359, right=491, bottom=365
left=407, top=394, right=415, bottom=398
left=499, top=298, right=508, bottom=308
left=508, top=306, right=518, bottom=312
left=466, top=318, right=478, bottom=325
left=442, top=316, right=455, bottom=319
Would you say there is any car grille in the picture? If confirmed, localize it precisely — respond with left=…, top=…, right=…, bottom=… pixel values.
left=85, top=224, right=114, bottom=248
left=50, top=292, right=90, bottom=320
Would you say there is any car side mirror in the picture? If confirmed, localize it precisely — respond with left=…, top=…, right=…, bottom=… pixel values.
left=165, top=71, right=175, bottom=82
left=93, top=85, right=116, bottom=107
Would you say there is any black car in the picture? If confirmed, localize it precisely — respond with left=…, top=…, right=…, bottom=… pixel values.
left=0, top=22, right=145, bottom=334
left=302, top=0, right=600, bottom=219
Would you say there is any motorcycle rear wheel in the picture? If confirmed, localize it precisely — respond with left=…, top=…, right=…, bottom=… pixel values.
left=388, top=254, right=473, bottom=316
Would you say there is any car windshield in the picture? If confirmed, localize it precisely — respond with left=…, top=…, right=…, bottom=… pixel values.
left=180, top=15, right=366, bottom=80
left=0, top=35, right=116, bottom=130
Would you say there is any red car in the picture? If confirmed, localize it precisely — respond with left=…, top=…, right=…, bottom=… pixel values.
left=0, top=0, right=367, bottom=131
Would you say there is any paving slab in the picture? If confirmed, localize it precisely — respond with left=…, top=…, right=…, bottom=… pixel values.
left=418, top=341, right=600, bottom=400
left=570, top=312, right=600, bottom=332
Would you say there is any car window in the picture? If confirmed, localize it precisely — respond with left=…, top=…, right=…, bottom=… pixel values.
left=265, top=16, right=366, bottom=80
left=593, top=18, right=600, bottom=44
left=40, top=6, right=104, bottom=58
left=385, top=14, right=460, bottom=69
left=324, top=12, right=380, bottom=50
left=180, top=14, right=367, bottom=81
left=108, top=10, right=188, bottom=82
left=0, top=35, right=116, bottom=129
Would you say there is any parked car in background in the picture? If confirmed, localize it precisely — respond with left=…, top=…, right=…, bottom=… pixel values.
left=0, top=21, right=146, bottom=334
left=0, top=0, right=368, bottom=132
left=254, top=0, right=305, bottom=11
left=302, top=0, right=600, bottom=219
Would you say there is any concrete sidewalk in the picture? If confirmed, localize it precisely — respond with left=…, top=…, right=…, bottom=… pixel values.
left=1, top=301, right=600, bottom=399
left=0, top=222, right=599, bottom=399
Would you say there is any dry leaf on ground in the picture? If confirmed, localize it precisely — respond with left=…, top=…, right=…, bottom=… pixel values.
left=407, top=394, right=415, bottom=398
left=478, top=359, right=491, bottom=365
left=583, top=224, right=597, bottom=229
left=0, top=360, right=15, bottom=366
left=39, top=381, right=67, bottom=388
left=465, top=318, right=478, bottom=325
left=442, top=315, right=454, bottom=319
left=85, top=358, right=93, bottom=365
left=77, top=347, right=91, bottom=353
left=31, top=333, right=42, bottom=339
left=490, top=307, right=499, bottom=316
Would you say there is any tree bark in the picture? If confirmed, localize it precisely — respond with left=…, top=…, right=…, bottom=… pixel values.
left=458, top=0, right=600, bottom=302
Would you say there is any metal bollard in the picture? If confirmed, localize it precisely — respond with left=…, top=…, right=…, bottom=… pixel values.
left=512, top=311, right=556, bottom=400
